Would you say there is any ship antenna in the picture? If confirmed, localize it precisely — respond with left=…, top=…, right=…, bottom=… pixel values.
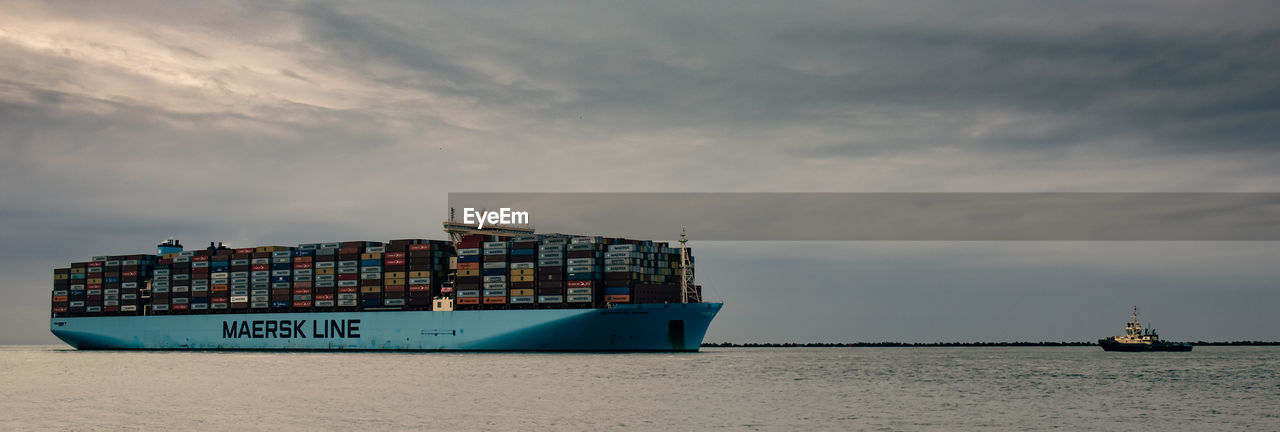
left=679, top=227, right=699, bottom=303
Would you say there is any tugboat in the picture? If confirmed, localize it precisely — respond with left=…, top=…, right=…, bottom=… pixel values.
left=1098, top=306, right=1192, bottom=352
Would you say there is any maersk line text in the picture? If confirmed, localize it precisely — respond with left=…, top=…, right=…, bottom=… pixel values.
left=221, top=319, right=361, bottom=339
left=463, top=207, right=529, bottom=229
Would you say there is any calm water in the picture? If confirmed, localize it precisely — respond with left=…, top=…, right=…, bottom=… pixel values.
left=1, top=345, right=1276, bottom=431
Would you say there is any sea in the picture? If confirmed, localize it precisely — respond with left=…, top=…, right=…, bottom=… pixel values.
left=1, top=345, right=1276, bottom=431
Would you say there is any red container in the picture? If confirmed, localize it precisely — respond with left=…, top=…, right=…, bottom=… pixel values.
left=104, top=306, right=121, bottom=312
left=292, top=288, right=312, bottom=295
left=192, top=256, right=209, bottom=262
left=408, top=285, right=431, bottom=292
left=566, top=280, right=594, bottom=288
left=385, top=252, right=406, bottom=259
left=293, top=282, right=313, bottom=289
left=338, top=247, right=361, bottom=254
left=408, top=244, right=433, bottom=251
left=158, top=258, right=173, bottom=264
left=314, top=294, right=335, bottom=301
left=251, top=264, right=269, bottom=271
left=192, top=268, right=209, bottom=275
left=235, top=248, right=255, bottom=254
left=121, top=270, right=138, bottom=277
left=52, top=306, right=69, bottom=313
left=293, top=262, right=312, bottom=269
left=211, top=297, right=229, bottom=303
left=294, top=256, right=312, bottom=263
left=87, top=283, right=102, bottom=290
left=384, top=259, right=406, bottom=266
left=338, top=286, right=358, bottom=293
left=87, top=261, right=103, bottom=268
left=337, top=274, right=358, bottom=280
left=293, top=301, right=313, bottom=308
left=171, top=304, right=190, bottom=311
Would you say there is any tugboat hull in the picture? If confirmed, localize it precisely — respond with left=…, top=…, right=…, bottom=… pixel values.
left=1098, top=338, right=1192, bottom=352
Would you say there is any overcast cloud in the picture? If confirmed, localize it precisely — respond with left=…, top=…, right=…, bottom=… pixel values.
left=2, top=1, right=1278, bottom=344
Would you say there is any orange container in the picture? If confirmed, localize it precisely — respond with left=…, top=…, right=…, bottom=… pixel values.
left=457, top=297, right=480, bottom=305
left=483, top=297, right=507, bottom=304
left=605, top=294, right=631, bottom=303
left=458, top=262, right=480, bottom=270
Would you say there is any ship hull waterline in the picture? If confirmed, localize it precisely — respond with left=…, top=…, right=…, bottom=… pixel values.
left=51, top=303, right=722, bottom=352
left=1098, top=339, right=1193, bottom=352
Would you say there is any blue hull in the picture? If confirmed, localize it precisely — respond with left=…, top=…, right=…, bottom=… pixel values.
left=51, top=303, right=722, bottom=351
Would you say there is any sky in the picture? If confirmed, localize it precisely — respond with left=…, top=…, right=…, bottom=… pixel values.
left=2, top=0, right=1279, bottom=344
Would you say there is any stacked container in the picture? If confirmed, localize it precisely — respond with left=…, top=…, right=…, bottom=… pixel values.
left=50, top=232, right=700, bottom=317
left=508, top=237, right=537, bottom=307
left=482, top=240, right=508, bottom=307
left=535, top=236, right=566, bottom=305
left=565, top=237, right=604, bottom=307
left=336, top=242, right=361, bottom=309
left=357, top=242, right=384, bottom=308
left=454, top=234, right=483, bottom=308
left=390, top=239, right=450, bottom=309
left=228, top=247, right=254, bottom=310
left=290, top=248, right=314, bottom=309
left=309, top=243, right=340, bottom=309
left=51, top=268, right=70, bottom=316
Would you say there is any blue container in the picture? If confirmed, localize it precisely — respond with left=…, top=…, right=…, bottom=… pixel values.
left=510, top=249, right=535, bottom=256
left=482, top=268, right=506, bottom=276
left=211, top=261, right=228, bottom=267
left=211, top=265, right=229, bottom=273
left=458, top=255, right=481, bottom=263
left=291, top=249, right=315, bottom=257
left=361, top=259, right=381, bottom=266
left=104, top=277, right=120, bottom=283
left=271, top=263, right=291, bottom=270
left=270, top=301, right=291, bottom=309
left=566, top=273, right=594, bottom=280
left=604, top=287, right=631, bottom=295
left=190, top=297, right=210, bottom=304
left=271, top=276, right=291, bottom=283
left=360, top=299, right=382, bottom=307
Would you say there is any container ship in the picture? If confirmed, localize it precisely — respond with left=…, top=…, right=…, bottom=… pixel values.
left=48, top=216, right=721, bottom=351
left=1098, top=306, right=1192, bottom=352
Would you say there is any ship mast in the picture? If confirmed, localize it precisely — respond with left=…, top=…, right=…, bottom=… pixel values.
left=679, top=227, right=700, bottom=303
